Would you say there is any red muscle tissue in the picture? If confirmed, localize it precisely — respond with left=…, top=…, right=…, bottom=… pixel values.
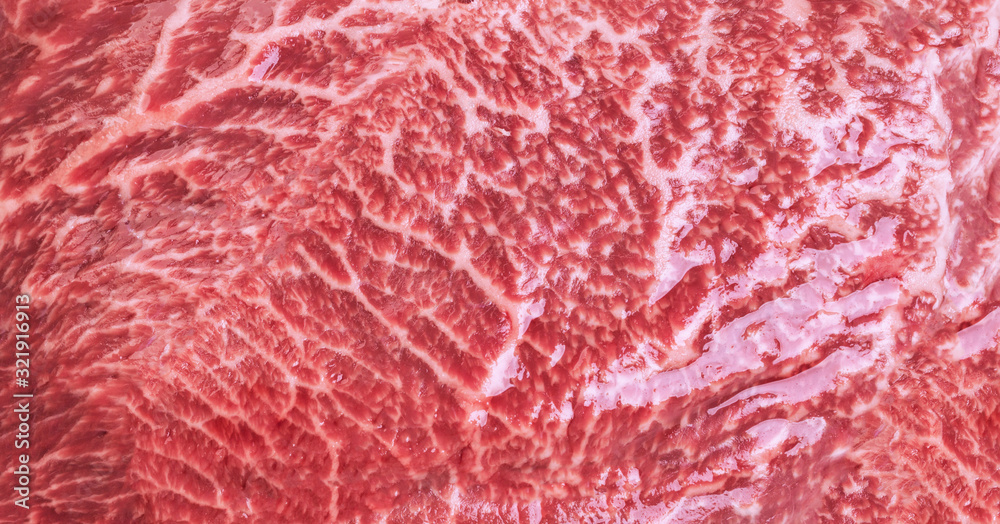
left=1, top=0, right=999, bottom=522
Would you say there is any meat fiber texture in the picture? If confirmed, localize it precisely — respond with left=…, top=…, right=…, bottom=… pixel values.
left=2, top=0, right=1000, bottom=522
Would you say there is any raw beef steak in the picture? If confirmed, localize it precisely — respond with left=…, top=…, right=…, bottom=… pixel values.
left=2, top=0, right=1000, bottom=522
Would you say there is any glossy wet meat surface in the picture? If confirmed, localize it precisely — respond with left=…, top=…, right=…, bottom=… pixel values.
left=1, top=0, right=999, bottom=522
